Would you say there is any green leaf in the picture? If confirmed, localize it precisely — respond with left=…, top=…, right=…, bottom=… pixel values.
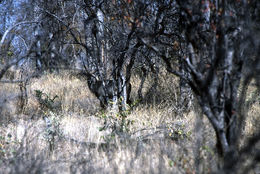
left=169, top=160, right=174, bottom=167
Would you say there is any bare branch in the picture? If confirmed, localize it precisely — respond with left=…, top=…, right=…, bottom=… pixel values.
left=0, top=21, right=38, bottom=48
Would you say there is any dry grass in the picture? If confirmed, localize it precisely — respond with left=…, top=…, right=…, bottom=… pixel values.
left=0, top=115, right=197, bottom=174
left=243, top=81, right=260, bottom=136
left=0, top=71, right=259, bottom=174
left=28, top=72, right=100, bottom=115
left=0, top=81, right=21, bottom=123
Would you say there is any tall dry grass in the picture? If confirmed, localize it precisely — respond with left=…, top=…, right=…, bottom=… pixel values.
left=0, top=70, right=259, bottom=174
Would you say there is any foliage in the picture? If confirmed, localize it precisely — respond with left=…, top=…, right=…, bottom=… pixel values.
left=35, top=89, right=59, bottom=112
left=34, top=89, right=63, bottom=152
left=167, top=122, right=192, bottom=141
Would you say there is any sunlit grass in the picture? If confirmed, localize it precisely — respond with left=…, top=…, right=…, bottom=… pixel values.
left=0, top=71, right=259, bottom=173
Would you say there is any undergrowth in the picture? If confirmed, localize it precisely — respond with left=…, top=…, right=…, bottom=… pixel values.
left=0, top=71, right=258, bottom=174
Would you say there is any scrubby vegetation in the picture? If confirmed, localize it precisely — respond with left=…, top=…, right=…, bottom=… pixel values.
left=0, top=70, right=259, bottom=174
left=1, top=0, right=260, bottom=173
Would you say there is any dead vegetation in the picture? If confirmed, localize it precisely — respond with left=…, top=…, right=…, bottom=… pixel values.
left=0, top=71, right=259, bottom=174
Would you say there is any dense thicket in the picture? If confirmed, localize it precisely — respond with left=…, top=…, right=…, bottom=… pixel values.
left=0, top=0, right=259, bottom=173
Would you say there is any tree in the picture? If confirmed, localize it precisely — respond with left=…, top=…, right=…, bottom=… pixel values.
left=77, top=0, right=147, bottom=110
left=137, top=0, right=260, bottom=172
left=0, top=1, right=259, bottom=172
